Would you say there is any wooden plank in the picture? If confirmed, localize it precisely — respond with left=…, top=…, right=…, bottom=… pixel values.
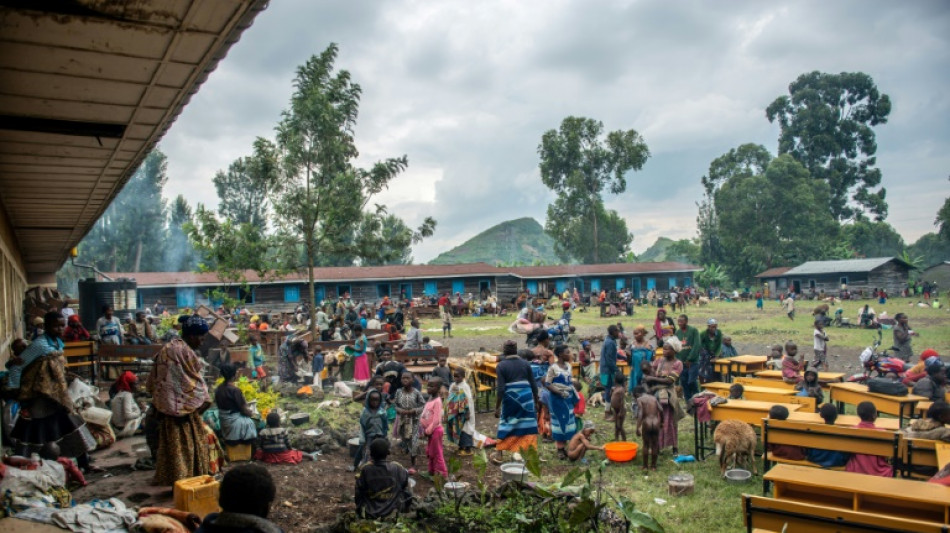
left=786, top=411, right=900, bottom=431
left=744, top=495, right=949, bottom=533
left=937, top=442, right=950, bottom=469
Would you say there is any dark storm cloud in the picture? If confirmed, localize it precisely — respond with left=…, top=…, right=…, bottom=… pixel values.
left=159, top=0, right=950, bottom=262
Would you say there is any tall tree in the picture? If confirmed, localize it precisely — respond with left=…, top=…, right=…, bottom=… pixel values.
left=272, top=44, right=434, bottom=333
left=358, top=213, right=422, bottom=266
left=164, top=194, right=198, bottom=272
left=766, top=71, right=891, bottom=220
left=936, top=177, right=950, bottom=241
left=716, top=154, right=840, bottom=281
left=545, top=201, right=632, bottom=264
left=186, top=204, right=273, bottom=289
left=75, top=150, right=169, bottom=272
left=213, top=138, right=280, bottom=228
left=842, top=219, right=905, bottom=258
left=538, top=116, right=649, bottom=263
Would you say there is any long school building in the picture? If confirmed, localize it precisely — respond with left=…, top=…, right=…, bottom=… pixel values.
left=107, top=261, right=703, bottom=310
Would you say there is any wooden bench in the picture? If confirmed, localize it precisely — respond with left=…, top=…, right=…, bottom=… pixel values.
left=762, top=418, right=900, bottom=492
left=764, top=464, right=950, bottom=524
left=899, top=437, right=949, bottom=479
left=829, top=382, right=926, bottom=427
left=742, top=494, right=950, bottom=533
left=735, top=376, right=831, bottom=393
left=786, top=411, right=900, bottom=431
left=755, top=370, right=845, bottom=382
left=703, top=381, right=804, bottom=404
left=63, top=341, right=96, bottom=380
left=97, top=344, right=163, bottom=381
left=471, top=370, right=493, bottom=413
left=693, top=400, right=802, bottom=460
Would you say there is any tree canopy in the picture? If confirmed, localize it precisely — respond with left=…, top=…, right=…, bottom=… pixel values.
left=213, top=138, right=279, bottom=228
left=545, top=201, right=632, bottom=264
left=766, top=71, right=891, bottom=221
left=842, top=219, right=905, bottom=259
left=538, top=116, right=649, bottom=263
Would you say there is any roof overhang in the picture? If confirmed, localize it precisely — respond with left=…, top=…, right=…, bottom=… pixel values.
left=0, top=0, right=268, bottom=276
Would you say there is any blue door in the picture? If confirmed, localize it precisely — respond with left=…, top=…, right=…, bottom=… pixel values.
left=590, top=279, right=601, bottom=292
left=315, top=286, right=326, bottom=304
left=176, top=288, right=195, bottom=309
left=633, top=278, right=642, bottom=298
left=424, top=281, right=437, bottom=296
left=137, top=292, right=144, bottom=309
left=526, top=280, right=538, bottom=294
left=399, top=283, right=412, bottom=299
left=376, top=283, right=390, bottom=298
left=337, top=284, right=351, bottom=297
left=669, top=276, right=678, bottom=289
left=684, top=277, right=692, bottom=287
left=555, top=279, right=567, bottom=294
left=615, top=278, right=626, bottom=290
left=452, top=280, right=465, bottom=295
left=646, top=278, right=656, bottom=290
left=284, top=285, right=300, bottom=303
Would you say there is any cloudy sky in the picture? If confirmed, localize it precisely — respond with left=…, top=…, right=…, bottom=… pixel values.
left=159, top=0, right=950, bottom=263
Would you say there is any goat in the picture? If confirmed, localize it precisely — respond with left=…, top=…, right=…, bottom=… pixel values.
left=713, top=419, right=757, bottom=476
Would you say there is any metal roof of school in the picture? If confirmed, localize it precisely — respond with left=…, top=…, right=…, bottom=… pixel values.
left=508, top=261, right=702, bottom=277
left=782, top=257, right=914, bottom=277
left=754, top=266, right=793, bottom=279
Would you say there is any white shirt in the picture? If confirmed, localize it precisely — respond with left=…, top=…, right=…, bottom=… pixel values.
left=813, top=328, right=827, bottom=351
left=61, top=307, right=76, bottom=319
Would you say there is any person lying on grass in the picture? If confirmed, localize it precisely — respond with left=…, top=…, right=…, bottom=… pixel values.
left=567, top=420, right=603, bottom=463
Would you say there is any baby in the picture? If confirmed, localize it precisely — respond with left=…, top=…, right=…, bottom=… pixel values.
left=609, top=373, right=627, bottom=441
left=634, top=385, right=662, bottom=471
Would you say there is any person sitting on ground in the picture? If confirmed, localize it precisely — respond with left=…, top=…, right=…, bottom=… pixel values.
left=902, top=401, right=950, bottom=442
left=215, top=364, right=258, bottom=446
left=913, top=362, right=947, bottom=402
left=111, top=370, right=144, bottom=438
left=567, top=420, right=603, bottom=463
left=196, top=464, right=284, bottom=533
left=728, top=383, right=744, bottom=400
left=781, top=341, right=805, bottom=384
left=805, top=403, right=851, bottom=467
left=255, top=411, right=313, bottom=465
left=766, top=405, right=806, bottom=460
left=634, top=385, right=662, bottom=471
left=355, top=438, right=412, bottom=519
left=845, top=401, right=893, bottom=477
left=62, top=315, right=91, bottom=342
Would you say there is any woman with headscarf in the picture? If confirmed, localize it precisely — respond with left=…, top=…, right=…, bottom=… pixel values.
left=146, top=315, right=214, bottom=485
left=10, top=311, right=98, bottom=472
left=653, top=309, right=675, bottom=346
left=646, top=336, right=685, bottom=455
left=278, top=334, right=308, bottom=383
left=627, top=325, right=655, bottom=391
left=492, top=340, right=539, bottom=464
left=62, top=315, right=91, bottom=342
left=215, top=364, right=258, bottom=446
left=111, top=370, right=144, bottom=438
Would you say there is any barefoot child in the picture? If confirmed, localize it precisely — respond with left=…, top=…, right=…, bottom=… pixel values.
left=420, top=378, right=447, bottom=477
left=610, top=374, right=627, bottom=441
left=634, top=385, right=662, bottom=470
left=249, top=335, right=267, bottom=386
left=572, top=381, right=586, bottom=430
left=813, top=320, right=830, bottom=371
left=567, top=420, right=603, bottom=462
left=393, top=372, right=425, bottom=466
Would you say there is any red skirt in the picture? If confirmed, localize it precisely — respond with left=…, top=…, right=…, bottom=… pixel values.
left=253, top=449, right=303, bottom=464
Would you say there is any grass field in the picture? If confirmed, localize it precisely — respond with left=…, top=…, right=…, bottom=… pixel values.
left=428, top=298, right=950, bottom=353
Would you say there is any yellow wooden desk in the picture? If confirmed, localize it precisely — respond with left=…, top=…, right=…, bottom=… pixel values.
left=743, top=494, right=950, bottom=533
left=937, top=442, right=950, bottom=469
left=918, top=401, right=933, bottom=417
left=694, top=399, right=802, bottom=460
left=765, top=464, right=950, bottom=524
left=755, top=370, right=845, bottom=382
left=786, top=411, right=900, bottom=431
left=703, top=381, right=799, bottom=403
left=829, top=382, right=926, bottom=427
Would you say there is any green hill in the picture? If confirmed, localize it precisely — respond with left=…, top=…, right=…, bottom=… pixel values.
left=429, top=218, right=559, bottom=265
left=638, top=237, right=675, bottom=262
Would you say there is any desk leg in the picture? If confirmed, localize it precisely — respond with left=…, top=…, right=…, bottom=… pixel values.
left=694, top=416, right=699, bottom=460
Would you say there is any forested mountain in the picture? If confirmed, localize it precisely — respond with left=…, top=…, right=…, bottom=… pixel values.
left=429, top=218, right=558, bottom=266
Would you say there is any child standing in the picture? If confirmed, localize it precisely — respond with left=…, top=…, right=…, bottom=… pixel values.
left=442, top=311, right=452, bottom=338
left=812, top=320, right=829, bottom=371
left=572, top=381, right=586, bottom=430
left=432, top=355, right=452, bottom=386
left=781, top=341, right=805, bottom=384
left=354, top=390, right=389, bottom=470
left=393, top=372, right=425, bottom=466
left=446, top=367, right=475, bottom=456
left=420, top=378, right=447, bottom=478
left=311, top=349, right=325, bottom=389
left=634, top=385, right=662, bottom=471
left=609, top=374, right=627, bottom=441
left=249, top=335, right=266, bottom=383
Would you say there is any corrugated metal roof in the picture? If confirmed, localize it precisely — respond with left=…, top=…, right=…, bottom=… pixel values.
left=783, top=257, right=912, bottom=276
left=0, top=0, right=268, bottom=275
left=508, top=261, right=702, bottom=277
left=754, top=266, right=793, bottom=278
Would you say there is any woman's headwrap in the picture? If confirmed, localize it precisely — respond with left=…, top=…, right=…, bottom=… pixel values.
left=67, top=314, right=81, bottom=324
left=663, top=336, right=683, bottom=353
left=503, top=340, right=518, bottom=356
left=115, top=370, right=138, bottom=393
left=182, top=315, right=209, bottom=336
